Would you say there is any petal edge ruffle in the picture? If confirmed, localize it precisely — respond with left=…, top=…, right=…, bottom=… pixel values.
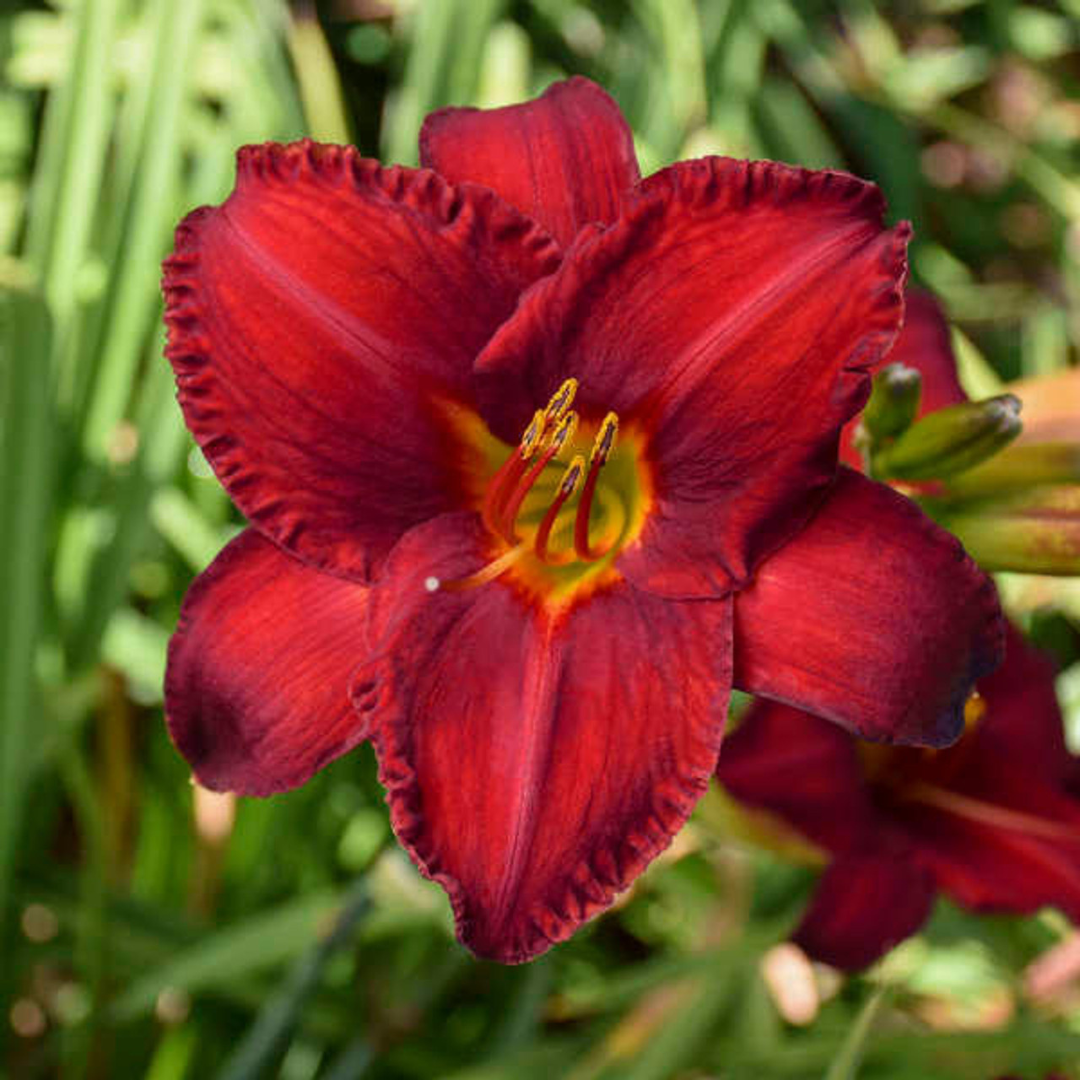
left=356, top=513, right=732, bottom=962
left=163, top=141, right=560, bottom=584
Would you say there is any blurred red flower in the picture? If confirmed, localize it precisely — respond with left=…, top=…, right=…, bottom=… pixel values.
left=719, top=624, right=1080, bottom=969
left=162, top=78, right=1002, bottom=962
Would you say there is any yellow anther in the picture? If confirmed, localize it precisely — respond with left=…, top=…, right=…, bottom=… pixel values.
left=544, top=378, right=578, bottom=423
left=546, top=411, right=579, bottom=454
left=590, top=412, right=619, bottom=465
left=560, top=455, right=586, bottom=497
left=519, top=409, right=546, bottom=459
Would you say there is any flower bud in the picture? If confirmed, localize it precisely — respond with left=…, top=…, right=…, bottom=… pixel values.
left=935, top=484, right=1080, bottom=575
left=872, top=394, right=1022, bottom=481
left=862, top=363, right=922, bottom=441
left=946, top=441, right=1080, bottom=496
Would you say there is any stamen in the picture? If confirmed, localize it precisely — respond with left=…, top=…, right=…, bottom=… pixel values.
left=481, top=410, right=545, bottom=534
left=904, top=782, right=1080, bottom=843
left=499, top=411, right=579, bottom=542
left=544, top=378, right=578, bottom=424
left=575, top=413, right=620, bottom=561
left=429, top=543, right=529, bottom=593
left=535, top=456, right=585, bottom=564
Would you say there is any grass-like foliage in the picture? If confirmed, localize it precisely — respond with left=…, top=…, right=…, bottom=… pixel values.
left=1, top=1, right=1079, bottom=1077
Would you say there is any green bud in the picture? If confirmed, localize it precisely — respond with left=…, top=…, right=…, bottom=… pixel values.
left=934, top=484, right=1080, bottom=576
left=862, top=362, right=922, bottom=441
left=945, top=441, right=1080, bottom=497
left=872, top=394, right=1022, bottom=481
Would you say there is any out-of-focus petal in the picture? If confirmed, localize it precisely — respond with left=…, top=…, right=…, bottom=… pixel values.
left=163, top=141, right=560, bottom=583
left=420, top=77, right=640, bottom=248
left=476, top=157, right=909, bottom=598
left=165, top=529, right=372, bottom=796
left=734, top=468, right=1004, bottom=746
left=718, top=700, right=878, bottom=853
left=793, top=850, right=936, bottom=970
left=964, top=623, right=1069, bottom=780
left=357, top=513, right=732, bottom=963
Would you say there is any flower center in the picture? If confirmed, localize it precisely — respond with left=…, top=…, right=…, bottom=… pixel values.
left=434, top=379, right=652, bottom=602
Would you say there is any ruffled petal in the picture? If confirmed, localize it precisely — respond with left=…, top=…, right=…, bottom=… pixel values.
left=420, top=77, right=640, bottom=248
left=163, top=141, right=560, bottom=583
left=793, top=850, right=936, bottom=970
left=476, top=157, right=909, bottom=598
left=358, top=513, right=732, bottom=963
left=734, top=467, right=1004, bottom=746
left=165, top=529, right=372, bottom=796
left=840, top=287, right=967, bottom=468
left=718, top=700, right=877, bottom=854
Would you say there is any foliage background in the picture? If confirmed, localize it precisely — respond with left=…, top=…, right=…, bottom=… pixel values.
left=1, top=0, right=1079, bottom=1077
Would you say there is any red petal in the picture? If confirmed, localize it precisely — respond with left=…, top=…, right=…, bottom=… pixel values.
left=420, top=77, right=640, bottom=249
left=359, top=513, right=732, bottom=963
left=163, top=142, right=560, bottom=583
left=840, top=287, right=968, bottom=468
left=793, top=850, right=936, bottom=970
left=889, top=289, right=968, bottom=412
left=897, top=757, right=1080, bottom=922
left=734, top=467, right=1004, bottom=746
left=965, top=623, right=1069, bottom=780
left=718, top=700, right=877, bottom=854
left=165, top=529, right=372, bottom=796
left=475, top=158, right=909, bottom=597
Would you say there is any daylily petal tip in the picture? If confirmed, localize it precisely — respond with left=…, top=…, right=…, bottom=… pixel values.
left=419, top=75, right=639, bottom=249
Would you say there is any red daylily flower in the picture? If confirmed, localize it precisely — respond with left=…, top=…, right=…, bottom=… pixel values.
left=162, top=78, right=1003, bottom=963
left=719, top=624, right=1080, bottom=970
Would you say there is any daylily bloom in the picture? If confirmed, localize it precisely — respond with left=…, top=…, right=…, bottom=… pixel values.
left=718, top=625, right=1080, bottom=970
left=162, top=78, right=1002, bottom=962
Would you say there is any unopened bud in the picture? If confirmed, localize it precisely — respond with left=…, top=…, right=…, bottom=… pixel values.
left=946, top=441, right=1080, bottom=497
left=935, top=484, right=1080, bottom=575
left=872, top=394, right=1022, bottom=480
left=862, top=363, right=922, bottom=441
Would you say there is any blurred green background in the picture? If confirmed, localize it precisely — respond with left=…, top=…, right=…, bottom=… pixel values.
left=2, top=0, right=1080, bottom=1077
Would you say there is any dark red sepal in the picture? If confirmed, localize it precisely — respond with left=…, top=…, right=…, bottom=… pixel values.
left=420, top=77, right=640, bottom=248
left=165, top=529, right=372, bottom=796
